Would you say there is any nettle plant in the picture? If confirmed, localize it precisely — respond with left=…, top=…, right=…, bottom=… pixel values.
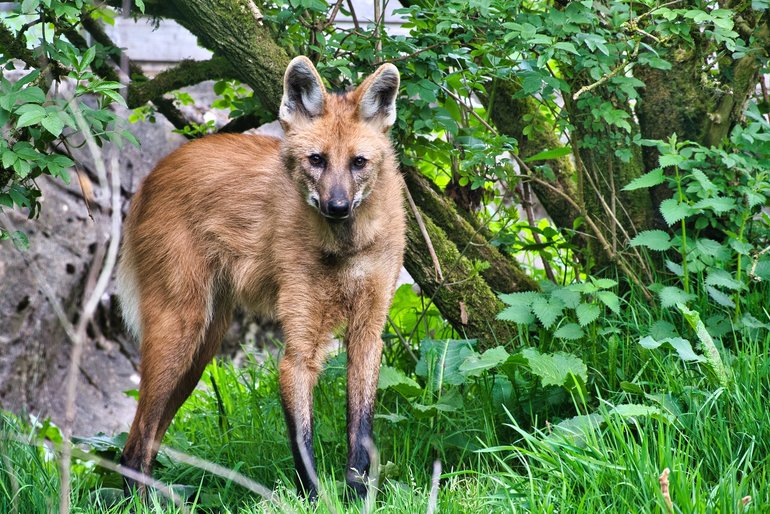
left=0, top=0, right=136, bottom=247
left=496, top=277, right=622, bottom=341
left=625, top=111, right=770, bottom=327
left=376, top=337, right=591, bottom=424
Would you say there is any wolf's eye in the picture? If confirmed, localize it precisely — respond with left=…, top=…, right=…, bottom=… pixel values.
left=352, top=156, right=367, bottom=170
left=308, top=154, right=325, bottom=167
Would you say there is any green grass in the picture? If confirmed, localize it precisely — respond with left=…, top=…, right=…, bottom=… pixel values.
left=1, top=294, right=769, bottom=513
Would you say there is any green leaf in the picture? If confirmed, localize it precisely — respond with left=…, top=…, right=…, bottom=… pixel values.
left=649, top=320, right=678, bottom=340
left=378, top=366, right=422, bottom=397
left=531, top=295, right=564, bottom=329
left=412, top=388, right=463, bottom=419
left=523, top=146, right=571, bottom=162
left=41, top=113, right=64, bottom=137
left=659, top=153, right=684, bottom=168
left=590, top=278, right=617, bottom=289
left=693, top=196, right=736, bottom=214
left=134, top=0, right=145, bottom=13
left=659, top=286, right=694, bottom=308
left=639, top=335, right=705, bottom=362
left=551, top=287, right=581, bottom=309
left=596, top=291, right=621, bottom=314
left=575, top=303, right=600, bottom=326
left=706, top=285, right=735, bottom=308
left=459, top=347, right=510, bottom=377
left=677, top=304, right=730, bottom=387
left=416, top=339, right=476, bottom=388
left=80, top=46, right=97, bottom=72
left=16, top=86, right=45, bottom=104
left=665, top=259, right=684, bottom=277
left=705, top=269, right=742, bottom=290
left=659, top=198, right=692, bottom=226
left=2, top=150, right=16, bottom=169
left=15, top=105, right=46, bottom=128
left=498, top=291, right=537, bottom=307
left=20, top=0, right=38, bottom=13
left=554, top=322, right=584, bottom=340
left=521, top=348, right=588, bottom=388
left=10, top=230, right=29, bottom=251
left=497, top=305, right=535, bottom=324
left=629, top=230, right=672, bottom=251
left=622, top=168, right=666, bottom=191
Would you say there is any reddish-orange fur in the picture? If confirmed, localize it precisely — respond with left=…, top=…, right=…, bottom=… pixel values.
left=118, top=57, right=405, bottom=499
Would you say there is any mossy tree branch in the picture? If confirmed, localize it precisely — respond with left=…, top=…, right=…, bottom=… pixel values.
left=126, top=57, right=237, bottom=108
left=166, top=0, right=288, bottom=113
left=403, top=165, right=538, bottom=295
left=403, top=204, right=516, bottom=348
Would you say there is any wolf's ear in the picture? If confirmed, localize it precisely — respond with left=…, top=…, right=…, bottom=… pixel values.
left=357, top=63, right=400, bottom=131
left=280, top=56, right=326, bottom=126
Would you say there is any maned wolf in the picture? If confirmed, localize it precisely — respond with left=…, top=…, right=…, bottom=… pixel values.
left=117, top=56, right=406, bottom=499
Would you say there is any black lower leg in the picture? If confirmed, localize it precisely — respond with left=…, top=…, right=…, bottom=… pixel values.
left=281, top=398, right=318, bottom=500
left=346, top=404, right=374, bottom=499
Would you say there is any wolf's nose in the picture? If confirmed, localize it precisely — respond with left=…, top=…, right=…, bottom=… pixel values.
left=326, top=198, right=350, bottom=218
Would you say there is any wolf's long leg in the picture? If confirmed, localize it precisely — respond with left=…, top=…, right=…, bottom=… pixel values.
left=344, top=278, right=390, bottom=499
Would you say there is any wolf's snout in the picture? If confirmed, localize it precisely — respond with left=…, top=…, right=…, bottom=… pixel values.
left=325, top=197, right=351, bottom=219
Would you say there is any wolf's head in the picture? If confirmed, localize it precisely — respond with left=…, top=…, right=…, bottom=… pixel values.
left=279, top=56, right=400, bottom=221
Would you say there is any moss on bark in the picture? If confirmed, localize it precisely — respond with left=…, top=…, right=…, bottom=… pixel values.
left=403, top=166, right=537, bottom=294
left=403, top=204, right=516, bottom=349
left=167, top=0, right=289, bottom=114
left=127, top=57, right=237, bottom=108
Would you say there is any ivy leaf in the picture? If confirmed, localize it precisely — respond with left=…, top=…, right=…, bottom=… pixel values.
left=622, top=168, right=665, bottom=191
left=659, top=198, right=692, bottom=226
left=531, top=295, right=564, bottom=329
left=629, top=230, right=672, bottom=251
left=554, top=322, right=585, bottom=340
left=659, top=286, right=694, bottom=308
left=576, top=303, right=600, bottom=326
left=596, top=291, right=621, bottom=314
left=459, top=347, right=510, bottom=377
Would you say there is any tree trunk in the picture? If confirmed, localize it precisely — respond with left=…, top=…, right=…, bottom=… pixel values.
left=486, top=80, right=580, bottom=234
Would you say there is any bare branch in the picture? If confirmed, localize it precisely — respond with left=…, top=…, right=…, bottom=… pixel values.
left=405, top=187, right=443, bottom=281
